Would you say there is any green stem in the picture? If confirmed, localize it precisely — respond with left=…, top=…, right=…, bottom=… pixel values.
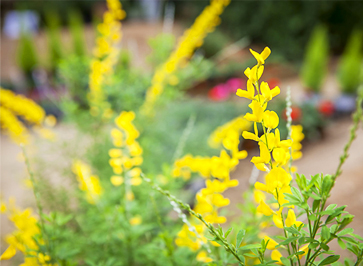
left=21, top=145, right=54, bottom=262
left=141, top=174, right=246, bottom=266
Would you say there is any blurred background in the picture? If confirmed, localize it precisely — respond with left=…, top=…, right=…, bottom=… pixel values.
left=1, top=0, right=363, bottom=262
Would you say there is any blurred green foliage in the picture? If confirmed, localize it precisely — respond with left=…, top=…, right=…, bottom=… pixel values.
left=16, top=33, right=39, bottom=75
left=147, top=34, right=176, bottom=68
left=300, top=25, right=329, bottom=93
left=45, top=10, right=64, bottom=71
left=176, top=1, right=363, bottom=61
left=338, top=29, right=363, bottom=94
left=68, top=9, right=87, bottom=57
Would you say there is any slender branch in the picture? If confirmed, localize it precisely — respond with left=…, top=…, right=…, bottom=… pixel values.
left=141, top=174, right=245, bottom=266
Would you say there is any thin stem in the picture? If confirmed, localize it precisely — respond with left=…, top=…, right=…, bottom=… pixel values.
left=141, top=174, right=245, bottom=266
left=21, top=145, right=53, bottom=261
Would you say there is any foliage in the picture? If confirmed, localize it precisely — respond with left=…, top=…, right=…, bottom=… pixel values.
left=16, top=33, right=39, bottom=76
left=300, top=25, right=329, bottom=93
left=68, top=9, right=87, bottom=57
left=45, top=10, right=64, bottom=72
left=2, top=1, right=363, bottom=266
left=338, top=29, right=363, bottom=94
left=177, top=1, right=363, bottom=61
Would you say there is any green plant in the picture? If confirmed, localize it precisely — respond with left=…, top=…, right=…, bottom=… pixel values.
left=301, top=25, right=329, bottom=93
left=338, top=29, right=363, bottom=94
left=68, top=9, right=87, bottom=57
left=16, top=33, right=39, bottom=77
left=45, top=10, right=64, bottom=71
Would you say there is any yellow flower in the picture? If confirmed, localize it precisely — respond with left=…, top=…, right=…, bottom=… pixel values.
left=110, top=175, right=124, bottom=186
left=273, top=208, right=284, bottom=229
left=271, top=249, right=284, bottom=265
left=244, top=65, right=264, bottom=83
left=263, top=110, right=279, bottom=129
left=285, top=209, right=304, bottom=228
left=129, top=215, right=142, bottom=226
left=265, top=167, right=291, bottom=192
left=250, top=47, right=271, bottom=66
left=236, top=79, right=255, bottom=100
left=0, top=245, right=16, bottom=260
left=256, top=200, right=274, bottom=216
left=298, top=244, right=309, bottom=259
left=264, top=236, right=278, bottom=250
left=244, top=100, right=266, bottom=123
left=260, top=81, right=280, bottom=102
left=253, top=189, right=266, bottom=204
left=196, top=251, right=213, bottom=263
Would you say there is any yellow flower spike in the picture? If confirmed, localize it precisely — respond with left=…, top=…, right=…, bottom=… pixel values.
left=196, top=251, right=213, bottom=263
left=110, top=175, right=124, bottom=186
left=129, top=215, right=142, bottom=226
left=264, top=236, right=278, bottom=250
left=271, top=249, right=284, bottom=265
left=263, top=110, right=279, bottom=129
left=236, top=79, right=255, bottom=100
left=256, top=200, right=274, bottom=216
left=253, top=189, right=266, bottom=204
left=251, top=142, right=271, bottom=167
left=260, top=81, right=272, bottom=101
left=244, top=100, right=266, bottom=123
left=0, top=245, right=16, bottom=260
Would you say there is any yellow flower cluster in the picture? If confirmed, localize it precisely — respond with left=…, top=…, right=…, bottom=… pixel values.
left=109, top=111, right=143, bottom=191
left=173, top=114, right=250, bottom=257
left=236, top=47, right=305, bottom=262
left=208, top=115, right=251, bottom=158
left=0, top=201, right=55, bottom=265
left=72, top=160, right=103, bottom=204
left=0, top=88, right=55, bottom=144
left=88, top=0, right=126, bottom=117
left=141, top=0, right=230, bottom=115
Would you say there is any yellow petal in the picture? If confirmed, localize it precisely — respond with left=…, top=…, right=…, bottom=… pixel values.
left=257, top=200, right=274, bottom=216
left=0, top=245, right=16, bottom=260
left=285, top=209, right=296, bottom=227
left=271, top=250, right=283, bottom=265
left=264, top=236, right=278, bottom=250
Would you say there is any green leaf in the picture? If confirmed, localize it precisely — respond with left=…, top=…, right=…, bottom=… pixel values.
left=284, top=227, right=301, bottom=235
left=321, top=225, right=330, bottom=241
left=291, top=187, right=304, bottom=201
left=351, top=233, right=363, bottom=241
left=224, top=227, right=233, bottom=238
left=338, top=238, right=346, bottom=249
left=318, top=255, right=340, bottom=265
left=309, top=242, right=319, bottom=249
left=326, top=204, right=337, bottom=211
left=320, top=242, right=330, bottom=251
left=236, top=229, right=246, bottom=248
left=277, top=236, right=300, bottom=247
left=340, top=236, right=358, bottom=245
left=337, top=228, right=354, bottom=237
left=280, top=257, right=290, bottom=265
left=313, top=199, right=321, bottom=212
left=308, top=214, right=317, bottom=221
left=238, top=244, right=262, bottom=251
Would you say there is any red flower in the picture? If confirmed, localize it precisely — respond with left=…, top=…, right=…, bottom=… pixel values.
left=282, top=106, right=302, bottom=121
left=318, top=100, right=334, bottom=116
